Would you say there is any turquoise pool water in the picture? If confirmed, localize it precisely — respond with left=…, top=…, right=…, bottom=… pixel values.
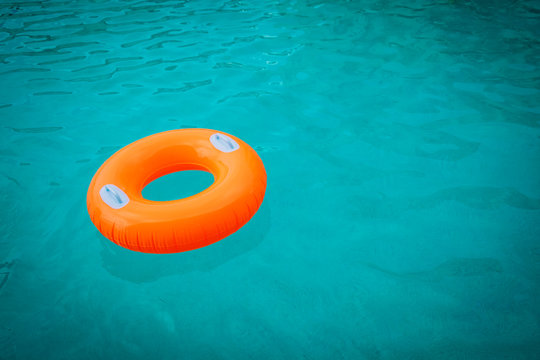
left=1, top=0, right=540, bottom=358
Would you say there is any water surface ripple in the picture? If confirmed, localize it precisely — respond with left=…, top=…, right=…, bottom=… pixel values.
left=1, top=1, right=540, bottom=359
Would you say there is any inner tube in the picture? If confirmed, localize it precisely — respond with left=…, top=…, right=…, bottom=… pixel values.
left=87, top=129, right=267, bottom=253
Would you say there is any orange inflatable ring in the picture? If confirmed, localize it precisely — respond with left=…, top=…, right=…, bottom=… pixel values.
left=87, top=129, right=267, bottom=254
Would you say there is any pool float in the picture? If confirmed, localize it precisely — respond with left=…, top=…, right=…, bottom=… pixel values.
left=87, top=129, right=267, bottom=253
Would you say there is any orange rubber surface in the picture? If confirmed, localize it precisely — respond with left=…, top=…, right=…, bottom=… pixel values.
left=87, top=129, right=267, bottom=253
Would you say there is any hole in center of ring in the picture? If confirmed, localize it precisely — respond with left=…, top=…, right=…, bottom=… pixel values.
left=142, top=170, right=215, bottom=201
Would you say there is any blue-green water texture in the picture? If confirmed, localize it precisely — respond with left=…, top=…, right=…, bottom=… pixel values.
left=1, top=0, right=540, bottom=359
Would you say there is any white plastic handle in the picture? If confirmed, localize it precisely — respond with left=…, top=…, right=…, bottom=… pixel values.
left=100, top=184, right=130, bottom=209
left=210, top=133, right=240, bottom=153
